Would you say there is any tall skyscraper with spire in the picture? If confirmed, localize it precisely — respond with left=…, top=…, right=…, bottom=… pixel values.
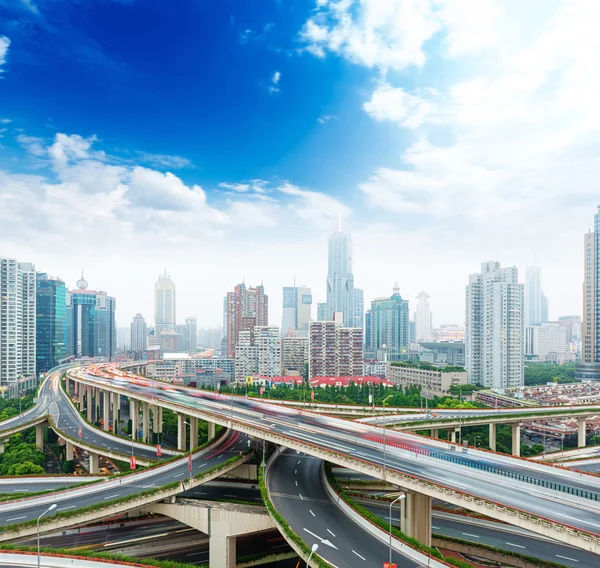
left=326, top=217, right=355, bottom=326
left=154, top=271, right=176, bottom=334
left=525, top=266, right=549, bottom=326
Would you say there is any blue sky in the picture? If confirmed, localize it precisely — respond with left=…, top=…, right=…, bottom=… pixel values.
left=0, top=0, right=598, bottom=327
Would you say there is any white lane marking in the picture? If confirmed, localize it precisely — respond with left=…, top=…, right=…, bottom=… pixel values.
left=432, top=525, right=440, bottom=529
left=299, top=494, right=303, bottom=500
left=295, top=481, right=298, bottom=487
left=506, top=542, right=526, bottom=549
left=303, top=528, right=338, bottom=549
left=556, top=555, right=579, bottom=562
left=462, top=533, right=480, bottom=538
left=142, top=484, right=156, bottom=488
left=295, top=469, right=297, bottom=474
left=6, top=516, right=26, bottom=521
left=327, top=529, right=336, bottom=537
left=103, top=494, right=120, bottom=500
left=310, top=509, right=315, bottom=517
left=352, top=550, right=366, bottom=560
left=174, top=473, right=184, bottom=478
left=223, top=494, right=237, bottom=498
left=217, top=454, right=224, bottom=458
left=297, top=460, right=301, bottom=464
left=14, top=489, right=28, bottom=492
left=58, top=505, right=75, bottom=511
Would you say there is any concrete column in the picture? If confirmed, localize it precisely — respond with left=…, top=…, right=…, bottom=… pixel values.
left=511, top=423, right=521, bottom=457
left=86, top=388, right=93, bottom=422
left=403, top=492, right=432, bottom=547
left=489, top=423, right=496, bottom=451
left=190, top=416, right=199, bottom=449
left=66, top=441, right=74, bottom=461
left=209, top=535, right=236, bottom=568
left=142, top=402, right=150, bottom=443
left=79, top=384, right=86, bottom=412
left=157, top=406, right=163, bottom=434
left=152, top=405, right=160, bottom=436
left=88, top=452, right=99, bottom=474
left=35, top=424, right=44, bottom=451
left=65, top=375, right=70, bottom=396
left=74, top=380, right=79, bottom=396
left=177, top=413, right=186, bottom=451
left=103, top=391, right=110, bottom=431
left=208, top=421, right=216, bottom=440
left=449, top=429, right=457, bottom=444
left=112, top=392, right=120, bottom=431
left=431, top=428, right=438, bottom=439
left=578, top=417, right=587, bottom=447
left=131, top=399, right=139, bottom=441
left=94, top=388, right=100, bottom=423
left=0, top=440, right=5, bottom=454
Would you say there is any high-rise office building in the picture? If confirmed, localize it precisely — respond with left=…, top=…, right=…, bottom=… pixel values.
left=582, top=230, right=595, bottom=364
left=281, top=285, right=312, bottom=336
left=226, top=282, right=268, bottom=358
left=184, top=317, right=197, bottom=352
left=525, top=266, right=549, bottom=326
left=154, top=271, right=176, bottom=334
left=415, top=291, right=432, bottom=341
left=66, top=274, right=116, bottom=360
left=353, top=288, right=364, bottom=329
left=308, top=319, right=363, bottom=378
left=117, top=327, right=130, bottom=351
left=130, top=313, right=147, bottom=352
left=317, top=302, right=328, bottom=321
left=557, top=315, right=582, bottom=353
left=0, top=258, right=36, bottom=385
left=326, top=218, right=355, bottom=326
left=465, top=261, right=524, bottom=388
left=366, top=284, right=409, bottom=360
left=525, top=323, right=567, bottom=361
left=198, top=327, right=223, bottom=350
left=35, top=273, right=66, bottom=374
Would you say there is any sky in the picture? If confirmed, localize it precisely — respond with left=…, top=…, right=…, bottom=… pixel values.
left=0, top=0, right=598, bottom=329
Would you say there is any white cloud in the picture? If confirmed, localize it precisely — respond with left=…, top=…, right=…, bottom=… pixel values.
left=279, top=182, right=350, bottom=228
left=135, top=152, right=192, bottom=169
left=0, top=118, right=11, bottom=124
left=317, top=114, right=338, bottom=124
left=0, top=36, right=10, bottom=73
left=268, top=71, right=281, bottom=94
left=17, top=134, right=46, bottom=157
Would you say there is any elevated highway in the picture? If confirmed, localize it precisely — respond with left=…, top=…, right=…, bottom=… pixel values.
left=63, top=365, right=600, bottom=555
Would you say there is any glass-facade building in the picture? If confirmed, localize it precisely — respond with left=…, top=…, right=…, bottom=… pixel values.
left=366, top=284, right=409, bottom=360
left=281, top=286, right=312, bottom=336
left=36, top=273, right=67, bottom=374
left=326, top=221, right=355, bottom=326
left=66, top=289, right=116, bottom=360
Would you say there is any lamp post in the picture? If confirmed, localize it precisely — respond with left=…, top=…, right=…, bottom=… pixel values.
left=389, top=494, right=406, bottom=566
left=37, top=503, right=57, bottom=568
left=306, top=543, right=319, bottom=567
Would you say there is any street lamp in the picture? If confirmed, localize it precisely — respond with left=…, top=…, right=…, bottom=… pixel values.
left=37, top=503, right=57, bottom=568
left=306, top=543, right=319, bottom=567
left=389, top=494, right=406, bottom=566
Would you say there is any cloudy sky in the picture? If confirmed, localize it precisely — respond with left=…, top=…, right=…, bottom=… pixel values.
left=0, top=0, right=597, bottom=329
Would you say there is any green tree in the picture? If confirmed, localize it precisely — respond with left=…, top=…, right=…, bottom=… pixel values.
left=7, top=461, right=45, bottom=476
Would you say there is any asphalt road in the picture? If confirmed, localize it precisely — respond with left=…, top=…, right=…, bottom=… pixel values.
left=72, top=367, right=600, bottom=537
left=269, top=448, right=417, bottom=567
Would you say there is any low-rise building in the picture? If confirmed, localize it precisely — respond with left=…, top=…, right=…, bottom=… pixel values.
left=418, top=341, right=465, bottom=366
left=364, top=359, right=387, bottom=377
left=309, top=376, right=393, bottom=388
left=146, top=353, right=234, bottom=383
left=387, top=361, right=467, bottom=396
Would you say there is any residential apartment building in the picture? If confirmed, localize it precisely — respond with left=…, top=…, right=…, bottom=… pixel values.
left=308, top=319, right=363, bottom=379
left=226, top=282, right=268, bottom=359
left=525, top=322, right=567, bottom=361
left=387, top=362, right=467, bottom=396
left=465, top=261, right=524, bottom=388
left=282, top=334, right=308, bottom=374
left=0, top=258, right=36, bottom=385
left=146, top=354, right=234, bottom=383
left=35, top=273, right=67, bottom=374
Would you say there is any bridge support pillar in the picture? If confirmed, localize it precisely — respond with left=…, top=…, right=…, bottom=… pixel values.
left=79, top=384, right=85, bottom=412
left=177, top=413, right=186, bottom=451
left=131, top=399, right=139, bottom=441
left=142, top=402, right=150, bottom=443
left=95, top=388, right=101, bottom=424
left=103, top=391, right=110, bottom=431
left=88, top=452, right=99, bottom=474
left=73, top=380, right=79, bottom=396
left=448, top=429, right=457, bottom=444
left=208, top=422, right=216, bottom=440
left=489, top=423, right=496, bottom=451
left=578, top=417, right=586, bottom=447
left=35, top=423, right=44, bottom=451
left=152, top=405, right=161, bottom=441
left=112, top=393, right=120, bottom=432
left=86, top=387, right=94, bottom=422
left=0, top=440, right=5, bottom=453
left=209, top=535, right=236, bottom=568
left=431, top=428, right=438, bottom=439
left=511, top=423, right=521, bottom=457
left=402, top=492, right=432, bottom=547
left=65, top=375, right=70, bottom=396
left=66, top=441, right=73, bottom=461
left=190, top=416, right=198, bottom=449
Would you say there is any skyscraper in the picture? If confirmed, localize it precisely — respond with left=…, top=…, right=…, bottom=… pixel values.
left=130, top=313, right=147, bottom=352
left=525, top=266, right=549, bottom=326
left=184, top=317, right=197, bottom=352
left=316, top=302, right=328, bottom=321
left=326, top=218, right=355, bottom=326
left=415, top=291, right=432, bottom=341
left=35, top=273, right=67, bottom=374
left=281, top=285, right=312, bottom=336
left=366, top=284, right=409, bottom=360
left=353, top=288, right=364, bottom=329
left=66, top=274, right=116, bottom=360
left=0, top=258, right=37, bottom=385
left=465, top=261, right=524, bottom=388
left=154, top=271, right=176, bottom=334
left=582, top=230, right=595, bottom=364
left=226, top=282, right=268, bottom=358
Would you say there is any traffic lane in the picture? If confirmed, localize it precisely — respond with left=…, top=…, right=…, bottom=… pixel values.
left=182, top=481, right=262, bottom=503
left=0, top=478, right=101, bottom=494
left=360, top=501, right=596, bottom=568
left=269, top=449, right=418, bottom=568
left=0, top=430, right=248, bottom=527
left=77, top=372, right=600, bottom=531
left=51, top=376, right=167, bottom=461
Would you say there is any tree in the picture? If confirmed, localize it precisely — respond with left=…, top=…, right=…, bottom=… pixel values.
left=7, top=461, right=44, bottom=476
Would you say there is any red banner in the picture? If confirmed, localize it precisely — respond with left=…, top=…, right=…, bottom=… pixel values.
left=130, top=456, right=137, bottom=470
left=78, top=426, right=82, bottom=438
left=156, top=444, right=162, bottom=457
left=310, top=390, right=315, bottom=401
left=188, top=453, right=193, bottom=472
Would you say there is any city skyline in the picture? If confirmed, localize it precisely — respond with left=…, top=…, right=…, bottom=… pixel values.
left=0, top=2, right=594, bottom=330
